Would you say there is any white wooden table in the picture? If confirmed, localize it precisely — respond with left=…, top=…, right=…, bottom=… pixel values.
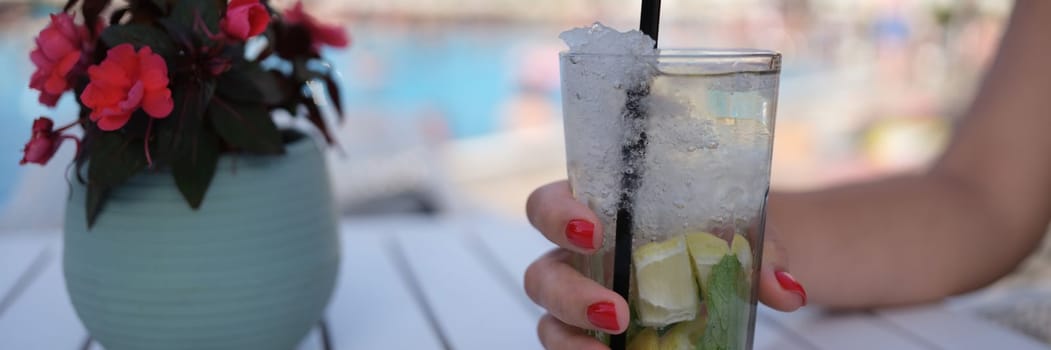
left=0, top=215, right=1047, bottom=350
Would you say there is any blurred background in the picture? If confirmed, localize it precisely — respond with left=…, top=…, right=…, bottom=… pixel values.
left=5, top=0, right=1051, bottom=344
left=0, top=0, right=1010, bottom=228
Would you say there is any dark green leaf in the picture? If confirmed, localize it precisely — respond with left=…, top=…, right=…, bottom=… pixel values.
left=157, top=17, right=195, bottom=51
left=216, top=64, right=285, bottom=105
left=323, top=73, right=344, bottom=120
left=123, top=0, right=167, bottom=24
left=83, top=0, right=112, bottom=35
left=274, top=24, right=314, bottom=60
left=101, top=23, right=177, bottom=57
left=208, top=97, right=284, bottom=154
left=74, top=114, right=96, bottom=184
left=85, top=184, right=110, bottom=229
left=87, top=132, right=147, bottom=188
left=292, top=57, right=326, bottom=82
left=163, top=71, right=219, bottom=210
left=75, top=149, right=89, bottom=184
left=254, top=28, right=277, bottom=61
left=155, top=79, right=215, bottom=169
left=170, top=0, right=225, bottom=42
left=64, top=0, right=81, bottom=12
left=109, top=7, right=130, bottom=25
left=271, top=71, right=299, bottom=108
left=304, top=99, right=335, bottom=144
left=154, top=126, right=176, bottom=167
left=172, top=129, right=220, bottom=209
left=146, top=0, right=168, bottom=13
left=117, top=110, right=152, bottom=136
left=82, top=131, right=145, bottom=226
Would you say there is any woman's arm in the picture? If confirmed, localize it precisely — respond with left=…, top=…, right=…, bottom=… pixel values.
left=770, top=0, right=1051, bottom=308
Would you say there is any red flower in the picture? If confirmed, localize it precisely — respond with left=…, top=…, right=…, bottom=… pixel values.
left=80, top=44, right=173, bottom=131
left=284, top=1, right=350, bottom=53
left=29, top=13, right=93, bottom=107
left=222, top=0, right=270, bottom=41
left=20, top=117, right=80, bottom=166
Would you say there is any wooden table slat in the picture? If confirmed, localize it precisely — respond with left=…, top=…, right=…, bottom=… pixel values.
left=466, top=217, right=553, bottom=317
left=324, top=226, right=445, bottom=350
left=464, top=216, right=553, bottom=292
left=0, top=217, right=1048, bottom=350
left=0, top=236, right=50, bottom=317
left=0, top=240, right=88, bottom=349
left=395, top=222, right=543, bottom=349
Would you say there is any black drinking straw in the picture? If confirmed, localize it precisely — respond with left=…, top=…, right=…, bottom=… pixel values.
left=610, top=1, right=660, bottom=350
left=639, top=0, right=661, bottom=47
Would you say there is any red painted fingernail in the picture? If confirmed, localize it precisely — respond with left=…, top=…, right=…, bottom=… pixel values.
left=565, top=219, right=595, bottom=250
left=586, top=301, right=619, bottom=331
left=775, top=270, right=808, bottom=306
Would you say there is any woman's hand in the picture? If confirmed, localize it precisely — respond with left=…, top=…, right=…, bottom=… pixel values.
left=524, top=180, right=807, bottom=350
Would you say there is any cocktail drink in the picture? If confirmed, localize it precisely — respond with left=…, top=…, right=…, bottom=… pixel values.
left=560, top=24, right=780, bottom=350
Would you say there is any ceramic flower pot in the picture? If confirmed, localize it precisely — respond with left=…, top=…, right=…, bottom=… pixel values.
left=62, top=138, right=340, bottom=350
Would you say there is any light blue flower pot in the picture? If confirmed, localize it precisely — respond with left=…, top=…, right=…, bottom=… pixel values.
left=63, top=138, right=340, bottom=350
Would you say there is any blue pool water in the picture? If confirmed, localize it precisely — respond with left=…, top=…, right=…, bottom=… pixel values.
left=327, top=24, right=556, bottom=138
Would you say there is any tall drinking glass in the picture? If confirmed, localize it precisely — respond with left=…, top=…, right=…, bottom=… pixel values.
left=560, top=49, right=781, bottom=350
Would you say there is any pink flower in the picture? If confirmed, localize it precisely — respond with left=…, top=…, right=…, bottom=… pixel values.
left=80, top=44, right=174, bottom=131
left=283, top=1, right=349, bottom=53
left=20, top=117, right=80, bottom=166
left=29, top=13, right=93, bottom=107
left=221, top=0, right=270, bottom=41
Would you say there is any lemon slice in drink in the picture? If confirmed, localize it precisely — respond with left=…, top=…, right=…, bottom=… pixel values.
left=633, top=235, right=699, bottom=327
left=660, top=316, right=707, bottom=350
left=731, top=234, right=752, bottom=270
left=627, top=328, right=660, bottom=350
left=685, top=232, right=730, bottom=291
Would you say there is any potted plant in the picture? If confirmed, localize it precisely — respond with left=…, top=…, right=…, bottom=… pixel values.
left=21, top=0, right=350, bottom=348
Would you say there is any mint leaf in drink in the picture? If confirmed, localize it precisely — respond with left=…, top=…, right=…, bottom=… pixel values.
left=697, top=254, right=745, bottom=350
